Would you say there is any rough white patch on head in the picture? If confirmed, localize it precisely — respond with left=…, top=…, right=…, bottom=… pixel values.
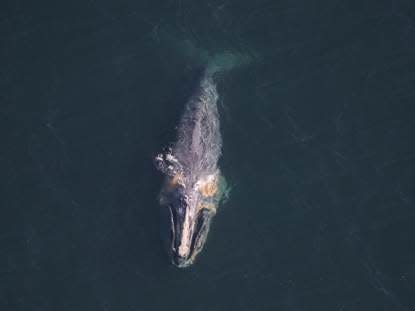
left=194, top=172, right=220, bottom=199
left=194, top=173, right=216, bottom=190
left=166, top=153, right=179, bottom=163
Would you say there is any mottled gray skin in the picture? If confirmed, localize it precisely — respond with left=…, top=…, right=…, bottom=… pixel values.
left=174, top=75, right=221, bottom=178
left=155, top=72, right=223, bottom=267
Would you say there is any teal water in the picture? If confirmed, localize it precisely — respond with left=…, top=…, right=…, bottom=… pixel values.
left=1, top=1, right=415, bottom=310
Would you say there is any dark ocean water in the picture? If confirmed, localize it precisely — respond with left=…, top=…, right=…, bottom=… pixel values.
left=1, top=1, right=415, bottom=310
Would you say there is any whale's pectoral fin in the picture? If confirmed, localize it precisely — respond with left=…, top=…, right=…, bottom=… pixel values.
left=154, top=150, right=183, bottom=177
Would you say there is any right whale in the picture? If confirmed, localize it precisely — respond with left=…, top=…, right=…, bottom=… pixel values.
left=155, top=67, right=224, bottom=268
left=154, top=52, right=251, bottom=267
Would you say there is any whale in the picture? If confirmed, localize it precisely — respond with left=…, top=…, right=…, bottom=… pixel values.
left=155, top=69, right=225, bottom=268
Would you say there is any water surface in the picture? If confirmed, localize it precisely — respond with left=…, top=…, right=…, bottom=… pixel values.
left=1, top=1, right=414, bottom=310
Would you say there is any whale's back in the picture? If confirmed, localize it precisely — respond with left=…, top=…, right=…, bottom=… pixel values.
left=173, top=76, right=222, bottom=179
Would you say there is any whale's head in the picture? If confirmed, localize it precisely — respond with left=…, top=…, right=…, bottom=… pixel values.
left=155, top=152, right=221, bottom=267
left=158, top=172, right=219, bottom=267
left=167, top=194, right=216, bottom=267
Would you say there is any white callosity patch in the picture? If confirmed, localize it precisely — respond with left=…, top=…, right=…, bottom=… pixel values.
left=154, top=149, right=184, bottom=178
left=195, top=172, right=220, bottom=200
